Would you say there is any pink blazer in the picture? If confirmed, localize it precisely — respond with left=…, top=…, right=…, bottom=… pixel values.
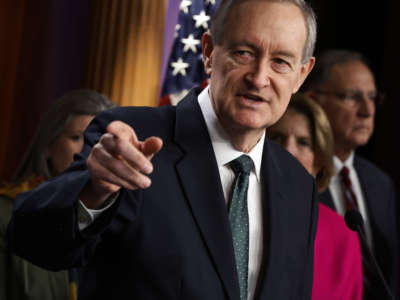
left=312, top=203, right=363, bottom=300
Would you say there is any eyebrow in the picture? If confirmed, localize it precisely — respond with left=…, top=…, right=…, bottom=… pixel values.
left=271, top=50, right=297, bottom=62
left=229, top=41, right=259, bottom=51
left=229, top=41, right=297, bottom=61
left=345, top=89, right=377, bottom=94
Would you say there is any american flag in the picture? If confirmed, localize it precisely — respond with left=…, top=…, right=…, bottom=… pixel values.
left=160, top=0, right=221, bottom=106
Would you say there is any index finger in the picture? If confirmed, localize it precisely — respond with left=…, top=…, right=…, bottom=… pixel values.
left=104, top=121, right=153, bottom=174
left=106, top=120, right=139, bottom=148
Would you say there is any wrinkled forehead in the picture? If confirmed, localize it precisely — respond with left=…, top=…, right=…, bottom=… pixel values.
left=225, top=0, right=305, bottom=24
left=228, top=1, right=307, bottom=29
left=224, top=1, right=307, bottom=56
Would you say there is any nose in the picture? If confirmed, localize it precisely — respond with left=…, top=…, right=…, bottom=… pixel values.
left=244, top=62, right=270, bottom=89
left=358, top=94, right=375, bottom=117
left=283, top=137, right=299, bottom=159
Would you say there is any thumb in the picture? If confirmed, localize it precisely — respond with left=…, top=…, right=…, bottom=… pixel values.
left=141, top=137, right=163, bottom=159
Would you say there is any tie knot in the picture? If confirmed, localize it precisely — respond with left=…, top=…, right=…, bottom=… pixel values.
left=230, top=155, right=254, bottom=175
left=340, top=166, right=350, bottom=178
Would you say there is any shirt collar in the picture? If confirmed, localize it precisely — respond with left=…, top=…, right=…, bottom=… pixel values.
left=333, top=151, right=355, bottom=176
left=198, top=86, right=264, bottom=182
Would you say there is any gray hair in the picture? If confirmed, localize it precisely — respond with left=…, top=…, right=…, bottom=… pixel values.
left=210, top=0, right=317, bottom=63
left=301, top=49, right=372, bottom=91
left=12, top=89, right=116, bottom=183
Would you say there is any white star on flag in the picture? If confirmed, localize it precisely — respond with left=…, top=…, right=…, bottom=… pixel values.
left=179, top=0, right=192, bottom=14
left=181, top=34, right=200, bottom=53
left=193, top=11, right=210, bottom=29
left=171, top=58, right=189, bottom=76
left=159, top=0, right=221, bottom=106
left=174, top=24, right=181, bottom=38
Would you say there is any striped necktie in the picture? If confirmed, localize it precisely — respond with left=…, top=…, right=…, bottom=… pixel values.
left=340, top=166, right=358, bottom=210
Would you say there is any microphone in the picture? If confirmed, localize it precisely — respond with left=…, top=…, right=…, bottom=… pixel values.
left=344, top=209, right=395, bottom=300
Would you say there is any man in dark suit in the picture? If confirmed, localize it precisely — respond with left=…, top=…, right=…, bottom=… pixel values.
left=7, top=1, right=318, bottom=299
left=302, top=49, right=398, bottom=299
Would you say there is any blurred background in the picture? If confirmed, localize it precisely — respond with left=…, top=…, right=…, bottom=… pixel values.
left=1, top=0, right=399, bottom=197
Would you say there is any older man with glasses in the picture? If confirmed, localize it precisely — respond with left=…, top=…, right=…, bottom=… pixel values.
left=302, top=49, right=398, bottom=300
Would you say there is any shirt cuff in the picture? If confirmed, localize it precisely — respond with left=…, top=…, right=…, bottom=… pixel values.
left=77, top=193, right=119, bottom=231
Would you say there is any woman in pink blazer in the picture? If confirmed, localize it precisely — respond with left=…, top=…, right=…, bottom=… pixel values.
left=268, top=94, right=362, bottom=300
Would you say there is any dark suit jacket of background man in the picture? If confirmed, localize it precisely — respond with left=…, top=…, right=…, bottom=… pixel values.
left=319, top=155, right=398, bottom=298
left=7, top=89, right=318, bottom=300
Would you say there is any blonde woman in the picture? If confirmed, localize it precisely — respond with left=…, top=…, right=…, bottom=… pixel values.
left=268, top=93, right=363, bottom=300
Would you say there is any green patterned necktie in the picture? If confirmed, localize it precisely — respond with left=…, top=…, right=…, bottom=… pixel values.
left=229, top=154, right=254, bottom=300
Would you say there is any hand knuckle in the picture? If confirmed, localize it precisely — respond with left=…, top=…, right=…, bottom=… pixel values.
left=91, top=143, right=102, bottom=155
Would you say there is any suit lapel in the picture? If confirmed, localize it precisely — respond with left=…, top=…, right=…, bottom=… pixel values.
left=174, top=90, right=240, bottom=300
left=354, top=156, right=375, bottom=208
left=256, top=140, right=295, bottom=299
left=353, top=156, right=379, bottom=235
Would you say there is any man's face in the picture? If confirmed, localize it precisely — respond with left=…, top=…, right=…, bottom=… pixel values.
left=314, top=61, right=376, bottom=153
left=202, top=0, right=314, bottom=136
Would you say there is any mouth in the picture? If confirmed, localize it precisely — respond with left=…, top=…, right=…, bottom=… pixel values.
left=354, top=125, right=372, bottom=133
left=355, top=123, right=372, bottom=129
left=238, top=92, right=267, bottom=103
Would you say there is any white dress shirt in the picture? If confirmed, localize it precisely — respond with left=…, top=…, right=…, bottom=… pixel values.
left=78, top=86, right=265, bottom=299
left=329, top=153, right=373, bottom=248
left=198, top=87, right=264, bottom=300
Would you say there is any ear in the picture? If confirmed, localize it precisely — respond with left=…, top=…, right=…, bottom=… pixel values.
left=202, top=32, right=214, bottom=76
left=293, top=56, right=315, bottom=93
left=304, top=90, right=324, bottom=106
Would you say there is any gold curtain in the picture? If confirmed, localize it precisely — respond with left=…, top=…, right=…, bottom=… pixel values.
left=86, top=0, right=167, bottom=107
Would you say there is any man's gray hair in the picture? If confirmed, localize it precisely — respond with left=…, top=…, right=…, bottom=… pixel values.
left=210, top=0, right=317, bottom=63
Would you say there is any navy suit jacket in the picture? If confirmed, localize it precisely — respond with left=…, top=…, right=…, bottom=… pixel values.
left=7, top=89, right=318, bottom=300
left=319, top=155, right=398, bottom=298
